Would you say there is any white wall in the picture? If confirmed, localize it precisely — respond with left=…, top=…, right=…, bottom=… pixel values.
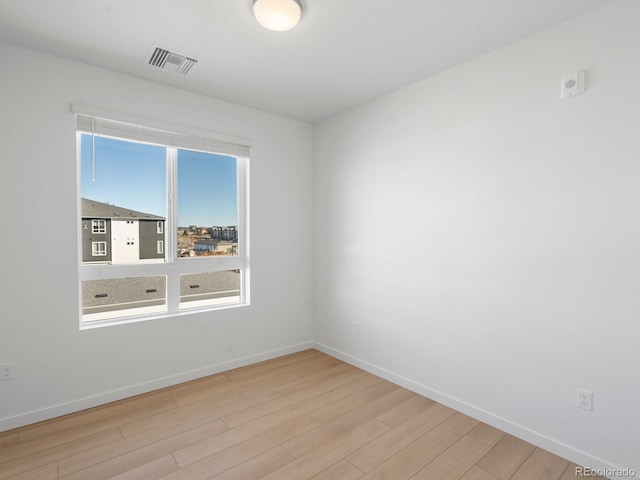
left=0, top=42, right=314, bottom=428
left=314, top=0, right=639, bottom=474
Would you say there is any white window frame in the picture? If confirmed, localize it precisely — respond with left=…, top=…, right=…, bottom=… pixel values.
left=157, top=221, right=164, bottom=234
left=75, top=108, right=251, bottom=329
left=92, top=241, right=107, bottom=256
left=157, top=240, right=164, bottom=254
left=92, top=219, right=106, bottom=234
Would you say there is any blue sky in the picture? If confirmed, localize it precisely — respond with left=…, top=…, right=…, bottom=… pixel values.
left=80, top=134, right=238, bottom=226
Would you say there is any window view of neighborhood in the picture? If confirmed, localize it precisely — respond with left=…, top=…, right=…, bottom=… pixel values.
left=178, top=224, right=238, bottom=257
left=79, top=130, right=244, bottom=322
left=81, top=198, right=238, bottom=263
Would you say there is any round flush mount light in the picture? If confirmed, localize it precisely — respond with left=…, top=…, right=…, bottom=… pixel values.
left=252, top=0, right=302, bottom=32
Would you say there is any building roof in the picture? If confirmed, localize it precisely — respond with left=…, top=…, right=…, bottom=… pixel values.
left=194, top=239, right=237, bottom=246
left=82, top=198, right=165, bottom=220
left=194, top=239, right=217, bottom=246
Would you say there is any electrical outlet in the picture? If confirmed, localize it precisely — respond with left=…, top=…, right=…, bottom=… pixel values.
left=577, top=388, right=593, bottom=411
left=0, top=363, right=14, bottom=381
left=353, top=323, right=360, bottom=335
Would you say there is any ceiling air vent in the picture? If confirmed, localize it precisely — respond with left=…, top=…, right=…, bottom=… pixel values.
left=148, top=46, right=198, bottom=76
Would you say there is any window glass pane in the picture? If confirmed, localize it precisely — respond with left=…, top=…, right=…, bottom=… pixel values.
left=80, top=134, right=166, bottom=264
left=92, top=241, right=107, bottom=256
left=92, top=220, right=106, bottom=233
left=82, top=276, right=167, bottom=322
left=179, top=271, right=241, bottom=309
left=177, top=150, right=238, bottom=258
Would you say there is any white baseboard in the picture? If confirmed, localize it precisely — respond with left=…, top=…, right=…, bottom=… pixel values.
left=0, top=341, right=314, bottom=432
left=314, top=342, right=637, bottom=480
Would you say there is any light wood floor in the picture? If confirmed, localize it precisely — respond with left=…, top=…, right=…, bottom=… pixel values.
left=0, top=350, right=605, bottom=480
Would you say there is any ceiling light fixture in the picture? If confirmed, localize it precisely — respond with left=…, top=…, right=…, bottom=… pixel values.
left=252, top=0, right=302, bottom=32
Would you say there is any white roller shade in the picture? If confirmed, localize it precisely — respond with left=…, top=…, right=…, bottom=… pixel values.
left=75, top=112, right=250, bottom=158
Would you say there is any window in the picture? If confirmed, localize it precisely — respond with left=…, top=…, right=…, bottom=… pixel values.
left=76, top=112, right=249, bottom=327
left=92, top=219, right=106, bottom=234
left=92, top=241, right=107, bottom=256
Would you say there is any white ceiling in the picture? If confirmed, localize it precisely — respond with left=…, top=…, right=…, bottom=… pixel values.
left=0, top=0, right=617, bottom=123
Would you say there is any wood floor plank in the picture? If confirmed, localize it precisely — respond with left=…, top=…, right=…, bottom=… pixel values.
left=308, top=380, right=400, bottom=423
left=106, top=454, right=179, bottom=480
left=289, top=357, right=346, bottom=377
left=0, top=428, right=122, bottom=480
left=120, top=388, right=280, bottom=437
left=271, top=363, right=361, bottom=397
left=0, top=431, right=18, bottom=448
left=282, top=386, right=414, bottom=459
left=375, top=394, right=435, bottom=428
left=163, top=416, right=321, bottom=480
left=347, top=402, right=456, bottom=473
left=342, top=372, right=384, bottom=392
left=3, top=462, right=58, bottom=480
left=221, top=370, right=370, bottom=429
left=309, top=460, right=364, bottom=480
left=172, top=384, right=356, bottom=468
left=460, top=466, right=501, bottom=480
left=207, top=445, right=293, bottom=480
left=476, top=434, right=536, bottom=480
left=510, top=448, right=569, bottom=480
left=57, top=420, right=228, bottom=480
left=467, top=422, right=507, bottom=447
left=359, top=412, right=479, bottom=480
left=16, top=399, right=178, bottom=450
left=15, top=388, right=196, bottom=445
left=57, top=416, right=223, bottom=476
left=411, top=435, right=491, bottom=479
left=259, top=419, right=391, bottom=480
left=173, top=371, right=300, bottom=407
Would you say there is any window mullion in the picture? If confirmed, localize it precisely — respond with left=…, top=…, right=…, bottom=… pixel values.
left=166, top=147, right=180, bottom=313
left=237, top=156, right=249, bottom=304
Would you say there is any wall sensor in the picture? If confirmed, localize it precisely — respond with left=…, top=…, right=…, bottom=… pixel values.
left=561, top=71, right=585, bottom=99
